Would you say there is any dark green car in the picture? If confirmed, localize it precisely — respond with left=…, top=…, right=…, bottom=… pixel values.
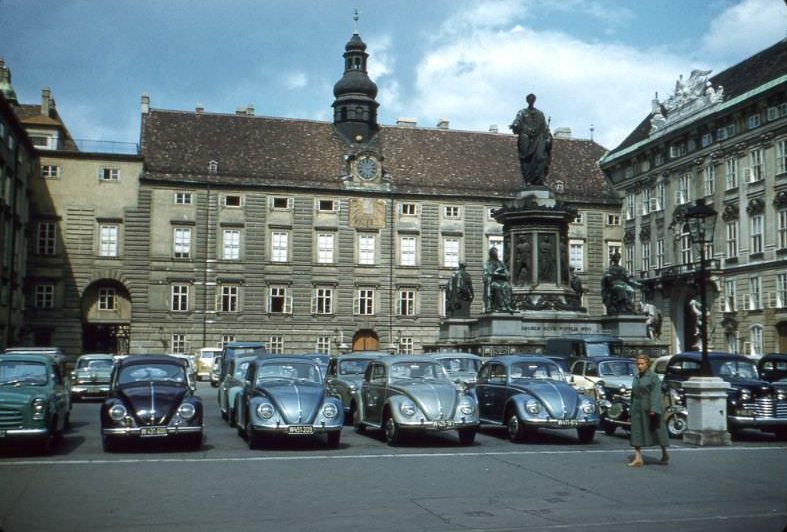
left=0, top=353, right=70, bottom=453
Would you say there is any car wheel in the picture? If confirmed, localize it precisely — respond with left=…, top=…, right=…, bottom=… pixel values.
left=230, top=397, right=241, bottom=428
left=346, top=403, right=355, bottom=426
left=602, top=421, right=616, bottom=436
left=666, top=413, right=687, bottom=439
left=507, top=410, right=526, bottom=442
left=326, top=431, right=341, bottom=449
left=184, top=433, right=203, bottom=451
left=384, top=415, right=400, bottom=446
left=246, top=421, right=259, bottom=450
left=577, top=426, right=596, bottom=443
left=458, top=428, right=476, bottom=445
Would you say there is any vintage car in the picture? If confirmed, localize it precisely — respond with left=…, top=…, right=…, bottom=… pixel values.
left=475, top=355, right=598, bottom=443
left=0, top=353, right=71, bottom=453
left=196, top=347, right=222, bottom=381
left=210, top=355, right=222, bottom=387
left=69, top=353, right=114, bottom=401
left=218, top=355, right=256, bottom=426
left=431, top=352, right=483, bottom=386
left=568, top=357, right=636, bottom=436
left=758, top=353, right=787, bottom=383
left=169, top=353, right=198, bottom=382
left=100, top=354, right=204, bottom=451
left=218, top=341, right=267, bottom=385
left=663, top=351, right=787, bottom=439
left=325, top=352, right=388, bottom=421
left=652, top=354, right=673, bottom=381
left=235, top=356, right=343, bottom=449
left=354, top=355, right=479, bottom=446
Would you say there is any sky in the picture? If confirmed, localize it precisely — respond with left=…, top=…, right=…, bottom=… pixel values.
left=1, top=0, right=786, bottom=152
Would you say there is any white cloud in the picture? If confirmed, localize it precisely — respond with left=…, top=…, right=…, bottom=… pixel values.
left=284, top=71, right=308, bottom=89
left=701, top=0, right=786, bottom=58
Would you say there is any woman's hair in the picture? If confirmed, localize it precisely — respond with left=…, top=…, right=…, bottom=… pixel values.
left=636, top=354, right=651, bottom=365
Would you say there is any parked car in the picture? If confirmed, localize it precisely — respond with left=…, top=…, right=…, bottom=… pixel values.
left=475, top=355, right=598, bottom=443
left=0, top=352, right=71, bottom=453
left=354, top=355, right=479, bottom=446
left=325, top=352, right=388, bottom=422
left=543, top=334, right=624, bottom=366
left=218, top=355, right=256, bottom=426
left=196, top=347, right=222, bottom=381
left=218, top=341, right=267, bottom=384
left=69, top=353, right=114, bottom=401
left=758, top=353, right=787, bottom=383
left=431, top=352, right=483, bottom=386
left=662, top=351, right=787, bottom=439
left=100, top=355, right=204, bottom=451
left=301, top=353, right=330, bottom=381
left=169, top=353, right=198, bottom=382
left=652, top=354, right=673, bottom=381
left=567, top=357, right=636, bottom=437
left=235, top=356, right=343, bottom=449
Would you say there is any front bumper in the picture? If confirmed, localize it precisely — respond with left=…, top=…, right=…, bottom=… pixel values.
left=248, top=422, right=341, bottom=436
left=728, top=416, right=787, bottom=428
left=102, top=425, right=203, bottom=437
left=524, top=417, right=598, bottom=430
left=0, top=427, right=49, bottom=439
left=398, top=418, right=479, bottom=432
left=71, top=383, right=110, bottom=397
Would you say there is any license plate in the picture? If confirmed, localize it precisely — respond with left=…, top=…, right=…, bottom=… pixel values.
left=436, top=420, right=455, bottom=430
left=555, top=419, right=577, bottom=427
left=287, top=425, right=314, bottom=435
left=140, top=426, right=168, bottom=437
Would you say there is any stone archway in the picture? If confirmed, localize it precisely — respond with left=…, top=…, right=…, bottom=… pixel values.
left=352, top=329, right=379, bottom=352
left=81, top=279, right=132, bottom=354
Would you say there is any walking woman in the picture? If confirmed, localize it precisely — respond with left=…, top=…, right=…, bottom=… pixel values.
left=628, top=354, right=669, bottom=467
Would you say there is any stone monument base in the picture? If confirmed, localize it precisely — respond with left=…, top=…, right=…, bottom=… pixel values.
left=682, top=377, right=732, bottom=446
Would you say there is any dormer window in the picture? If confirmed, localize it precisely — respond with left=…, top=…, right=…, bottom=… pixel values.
left=208, top=160, right=218, bottom=174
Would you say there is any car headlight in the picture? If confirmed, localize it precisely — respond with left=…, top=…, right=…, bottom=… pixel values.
left=594, top=383, right=606, bottom=399
left=257, top=403, right=274, bottom=419
left=31, top=398, right=47, bottom=420
left=740, top=388, right=752, bottom=401
left=400, top=401, right=417, bottom=417
left=525, top=398, right=540, bottom=415
left=108, top=403, right=127, bottom=422
left=581, top=399, right=595, bottom=414
left=322, top=403, right=338, bottom=419
left=178, top=403, right=196, bottom=421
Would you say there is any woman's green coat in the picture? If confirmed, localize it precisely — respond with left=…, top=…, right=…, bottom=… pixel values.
left=629, top=367, right=668, bottom=447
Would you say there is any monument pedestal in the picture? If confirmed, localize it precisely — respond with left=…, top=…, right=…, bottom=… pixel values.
left=682, top=377, right=732, bottom=446
left=600, top=314, right=647, bottom=342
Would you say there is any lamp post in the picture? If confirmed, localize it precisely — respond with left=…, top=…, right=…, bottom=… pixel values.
left=684, top=198, right=718, bottom=376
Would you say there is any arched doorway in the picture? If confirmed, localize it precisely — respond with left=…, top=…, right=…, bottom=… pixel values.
left=352, top=329, right=379, bottom=351
left=81, top=280, right=132, bottom=354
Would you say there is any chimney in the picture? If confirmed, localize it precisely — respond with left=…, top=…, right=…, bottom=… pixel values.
left=41, top=87, right=51, bottom=117
left=436, top=118, right=449, bottom=129
left=553, top=127, right=572, bottom=139
left=195, top=103, right=204, bottom=114
left=488, top=124, right=499, bottom=133
left=141, top=93, right=150, bottom=114
left=396, top=117, right=417, bottom=128
left=246, top=104, right=255, bottom=116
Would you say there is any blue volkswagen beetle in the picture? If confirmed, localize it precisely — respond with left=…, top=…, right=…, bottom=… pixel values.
left=475, top=355, right=598, bottom=443
left=235, top=356, right=343, bottom=449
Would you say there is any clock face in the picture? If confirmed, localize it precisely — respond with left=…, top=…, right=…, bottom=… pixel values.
left=356, top=157, right=379, bottom=180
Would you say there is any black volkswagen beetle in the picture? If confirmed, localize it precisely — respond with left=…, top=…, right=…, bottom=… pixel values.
left=100, top=355, right=204, bottom=451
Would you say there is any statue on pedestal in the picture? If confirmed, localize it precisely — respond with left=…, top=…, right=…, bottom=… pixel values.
left=510, top=93, right=552, bottom=186
left=445, top=262, right=474, bottom=318
left=601, top=251, right=641, bottom=314
left=483, top=247, right=512, bottom=312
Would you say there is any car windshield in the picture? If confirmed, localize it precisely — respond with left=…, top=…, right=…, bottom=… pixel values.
left=438, top=357, right=480, bottom=373
left=714, top=359, right=759, bottom=379
left=0, top=361, right=48, bottom=386
left=117, top=363, right=187, bottom=385
left=257, top=362, right=321, bottom=384
left=201, top=352, right=217, bottom=360
left=598, top=360, right=636, bottom=377
left=229, top=346, right=266, bottom=357
left=390, top=362, right=449, bottom=381
left=510, top=361, right=564, bottom=381
left=78, top=358, right=113, bottom=370
left=339, top=359, right=372, bottom=375
left=234, top=360, right=253, bottom=378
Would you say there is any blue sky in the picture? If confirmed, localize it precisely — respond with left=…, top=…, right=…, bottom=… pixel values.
left=1, top=0, right=785, bottom=151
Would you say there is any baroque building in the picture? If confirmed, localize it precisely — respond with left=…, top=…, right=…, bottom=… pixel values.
left=600, top=38, right=787, bottom=356
left=11, top=29, right=619, bottom=357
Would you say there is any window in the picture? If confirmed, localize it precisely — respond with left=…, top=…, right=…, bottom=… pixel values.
left=316, top=199, right=337, bottom=212
left=625, top=193, right=635, bottom=220
left=768, top=106, right=780, bottom=121
left=317, top=233, right=335, bottom=264
left=208, top=160, right=218, bottom=174
left=677, top=173, right=692, bottom=205
left=99, top=224, right=119, bottom=257
left=400, top=202, right=417, bottom=216
left=748, top=149, right=764, bottom=182
left=443, top=206, right=461, bottom=219
left=776, top=273, right=787, bottom=308
left=750, top=325, right=763, bottom=356
left=98, top=287, right=117, bottom=310
left=37, top=222, right=57, bottom=255
left=701, top=132, right=713, bottom=147
left=313, top=287, right=333, bottom=315
left=400, top=235, right=417, bottom=266
left=724, top=158, right=738, bottom=190
left=572, top=212, right=584, bottom=224
left=747, top=113, right=761, bottom=130
left=655, top=182, right=665, bottom=212
left=749, top=276, right=762, bottom=310
left=779, top=209, right=787, bottom=249
left=703, top=163, right=715, bottom=196
left=268, top=336, right=284, bottom=355
left=399, top=289, right=416, bottom=316
left=173, top=227, right=192, bottom=259
left=607, top=242, right=622, bottom=267
left=624, top=244, right=634, bottom=274
left=315, top=337, right=331, bottom=355
left=269, top=286, right=291, bottom=314
left=358, top=234, right=376, bottom=265
left=641, top=241, right=651, bottom=272
left=725, top=221, right=738, bottom=259
left=569, top=240, right=584, bottom=272
left=726, top=331, right=739, bottom=354
left=680, top=225, right=692, bottom=265
left=400, top=337, right=414, bottom=355
left=221, top=335, right=236, bottom=347
left=778, top=139, right=787, bottom=175
left=655, top=239, right=664, bottom=270
left=41, top=165, right=60, bottom=178
left=724, top=279, right=737, bottom=312
left=271, top=197, right=291, bottom=210
left=750, top=214, right=763, bottom=254
left=222, top=229, right=240, bottom=260
left=356, top=288, right=375, bottom=315
left=607, top=214, right=621, bottom=225
left=99, top=168, right=119, bottom=181
left=174, top=192, right=192, bottom=205
left=223, top=195, right=242, bottom=207
left=35, top=284, right=54, bottom=309
left=443, top=237, right=460, bottom=268
left=170, top=334, right=187, bottom=354
left=271, top=232, right=289, bottom=262
left=218, top=285, right=239, bottom=312
left=171, top=285, right=189, bottom=312
left=641, top=188, right=651, bottom=215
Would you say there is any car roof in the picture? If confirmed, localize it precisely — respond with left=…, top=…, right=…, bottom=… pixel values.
left=375, top=355, right=444, bottom=365
left=77, top=353, right=115, bottom=359
left=256, top=356, right=321, bottom=366
left=485, top=355, right=556, bottom=365
left=336, top=353, right=387, bottom=360
left=0, top=353, right=54, bottom=364
left=225, top=341, right=266, bottom=347
left=760, top=353, right=787, bottom=361
left=671, top=351, right=751, bottom=361
left=431, top=352, right=482, bottom=359
left=117, top=354, right=186, bottom=366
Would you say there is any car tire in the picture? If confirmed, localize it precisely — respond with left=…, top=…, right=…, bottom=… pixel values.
left=507, top=411, right=526, bottom=443
left=666, top=413, right=687, bottom=439
left=246, top=421, right=259, bottom=450
left=353, top=404, right=366, bottom=434
left=602, top=421, right=616, bottom=436
left=326, top=431, right=341, bottom=449
left=384, top=415, right=400, bottom=446
left=184, top=433, right=203, bottom=451
left=577, top=426, right=596, bottom=443
left=230, top=397, right=241, bottom=428
left=458, top=428, right=476, bottom=445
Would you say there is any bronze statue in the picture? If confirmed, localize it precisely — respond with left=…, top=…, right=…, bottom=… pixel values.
left=483, top=247, right=513, bottom=312
left=601, top=251, right=641, bottom=314
left=510, top=93, right=552, bottom=186
left=445, top=262, right=474, bottom=317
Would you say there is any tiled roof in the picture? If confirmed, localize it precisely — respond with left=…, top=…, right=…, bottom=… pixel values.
left=141, top=109, right=618, bottom=204
left=609, top=37, right=787, bottom=155
left=14, top=103, right=79, bottom=151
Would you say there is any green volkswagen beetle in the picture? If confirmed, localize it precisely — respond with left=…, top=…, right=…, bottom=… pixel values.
left=0, top=352, right=70, bottom=453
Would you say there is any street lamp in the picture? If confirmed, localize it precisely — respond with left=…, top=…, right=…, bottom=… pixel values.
left=684, top=198, right=718, bottom=376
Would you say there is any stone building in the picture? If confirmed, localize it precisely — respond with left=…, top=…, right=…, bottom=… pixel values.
left=11, top=29, right=619, bottom=356
left=600, top=38, right=787, bottom=355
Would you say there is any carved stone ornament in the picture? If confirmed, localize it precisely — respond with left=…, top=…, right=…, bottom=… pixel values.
left=746, top=198, right=765, bottom=215
left=639, top=225, right=651, bottom=241
left=623, top=230, right=635, bottom=245
left=774, top=190, right=787, bottom=208
left=650, top=69, right=724, bottom=134
left=722, top=203, right=739, bottom=222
